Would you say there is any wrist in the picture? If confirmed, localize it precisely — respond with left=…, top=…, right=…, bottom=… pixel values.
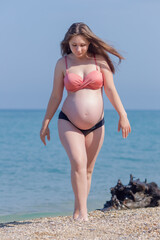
left=119, top=112, right=127, bottom=119
left=42, top=119, right=50, bottom=128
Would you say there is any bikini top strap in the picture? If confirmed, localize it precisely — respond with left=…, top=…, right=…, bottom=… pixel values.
left=94, top=54, right=98, bottom=71
left=65, top=56, right=68, bottom=70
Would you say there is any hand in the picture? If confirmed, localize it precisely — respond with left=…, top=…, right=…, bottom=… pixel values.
left=118, top=115, right=131, bottom=138
left=40, top=125, right=50, bottom=145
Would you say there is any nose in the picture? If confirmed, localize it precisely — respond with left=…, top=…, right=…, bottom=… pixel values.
left=76, top=46, right=81, bottom=52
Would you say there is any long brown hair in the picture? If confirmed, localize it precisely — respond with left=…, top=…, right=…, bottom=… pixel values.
left=61, top=22, right=124, bottom=74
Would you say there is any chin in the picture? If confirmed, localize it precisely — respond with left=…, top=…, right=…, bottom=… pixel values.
left=76, top=53, right=85, bottom=58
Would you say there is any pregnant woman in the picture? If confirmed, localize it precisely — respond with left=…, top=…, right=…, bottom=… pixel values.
left=40, top=22, right=131, bottom=222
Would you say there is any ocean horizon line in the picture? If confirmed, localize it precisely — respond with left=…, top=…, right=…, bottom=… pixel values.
left=0, top=108, right=160, bottom=111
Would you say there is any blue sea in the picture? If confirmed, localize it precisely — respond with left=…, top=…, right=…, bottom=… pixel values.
left=0, top=109, right=159, bottom=223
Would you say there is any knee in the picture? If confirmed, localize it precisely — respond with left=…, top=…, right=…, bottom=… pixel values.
left=71, top=157, right=87, bottom=173
left=87, top=169, right=93, bottom=180
left=71, top=167, right=87, bottom=177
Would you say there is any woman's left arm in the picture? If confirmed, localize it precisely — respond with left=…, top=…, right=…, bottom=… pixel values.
left=101, top=62, right=131, bottom=138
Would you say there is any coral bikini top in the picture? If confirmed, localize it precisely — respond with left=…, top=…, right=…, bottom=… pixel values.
left=64, top=55, right=103, bottom=92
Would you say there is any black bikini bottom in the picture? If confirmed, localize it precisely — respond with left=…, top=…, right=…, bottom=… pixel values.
left=58, top=111, right=104, bottom=136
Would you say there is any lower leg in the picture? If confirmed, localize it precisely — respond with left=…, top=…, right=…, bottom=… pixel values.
left=72, top=173, right=92, bottom=220
left=73, top=197, right=79, bottom=219
left=71, top=168, right=88, bottom=220
left=87, top=172, right=92, bottom=197
left=73, top=172, right=92, bottom=219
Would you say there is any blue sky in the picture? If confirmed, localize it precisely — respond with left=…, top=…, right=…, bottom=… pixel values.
left=0, top=0, right=160, bottom=110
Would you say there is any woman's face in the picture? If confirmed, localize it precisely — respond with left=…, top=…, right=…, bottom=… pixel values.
left=69, top=35, right=90, bottom=58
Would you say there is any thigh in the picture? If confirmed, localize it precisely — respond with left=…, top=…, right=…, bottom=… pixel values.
left=58, top=119, right=87, bottom=170
left=85, top=125, right=105, bottom=171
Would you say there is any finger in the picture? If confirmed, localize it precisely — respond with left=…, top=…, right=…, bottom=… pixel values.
left=40, top=135, right=46, bottom=145
left=124, top=130, right=126, bottom=138
left=125, top=130, right=128, bottom=138
left=125, top=128, right=128, bottom=138
left=118, top=121, right=121, bottom=132
left=122, top=129, right=125, bottom=138
left=126, top=127, right=131, bottom=136
left=43, top=137, right=46, bottom=145
left=47, top=131, right=50, bottom=141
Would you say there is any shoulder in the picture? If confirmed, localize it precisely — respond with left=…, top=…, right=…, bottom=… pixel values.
left=54, top=56, right=66, bottom=75
left=55, top=57, right=66, bottom=68
left=95, top=54, right=111, bottom=72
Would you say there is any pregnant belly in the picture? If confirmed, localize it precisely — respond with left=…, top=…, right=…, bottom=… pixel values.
left=62, top=89, right=104, bottom=129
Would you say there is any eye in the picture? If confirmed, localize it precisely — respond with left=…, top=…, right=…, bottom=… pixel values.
left=71, top=44, right=86, bottom=47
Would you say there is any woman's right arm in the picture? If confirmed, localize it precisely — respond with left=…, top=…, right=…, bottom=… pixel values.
left=40, top=58, right=64, bottom=145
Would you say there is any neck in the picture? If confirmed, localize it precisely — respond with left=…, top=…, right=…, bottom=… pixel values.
left=72, top=52, right=93, bottom=61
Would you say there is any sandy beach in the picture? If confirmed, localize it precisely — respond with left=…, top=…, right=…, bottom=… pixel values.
left=0, top=207, right=160, bottom=240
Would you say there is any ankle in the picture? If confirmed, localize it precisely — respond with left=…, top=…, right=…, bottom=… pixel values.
left=73, top=209, right=79, bottom=216
left=79, top=208, right=88, bottom=216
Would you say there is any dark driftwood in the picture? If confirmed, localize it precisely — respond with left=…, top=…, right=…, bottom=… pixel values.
left=101, top=174, right=160, bottom=211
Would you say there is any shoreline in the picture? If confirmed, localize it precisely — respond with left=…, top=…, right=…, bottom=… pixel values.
left=0, top=207, right=160, bottom=240
left=0, top=211, right=72, bottom=224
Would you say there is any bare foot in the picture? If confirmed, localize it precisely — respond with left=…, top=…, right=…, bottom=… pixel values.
left=76, top=214, right=89, bottom=222
left=73, top=210, right=79, bottom=220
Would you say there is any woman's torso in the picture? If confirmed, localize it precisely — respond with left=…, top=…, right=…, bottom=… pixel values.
left=61, top=54, right=104, bottom=130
